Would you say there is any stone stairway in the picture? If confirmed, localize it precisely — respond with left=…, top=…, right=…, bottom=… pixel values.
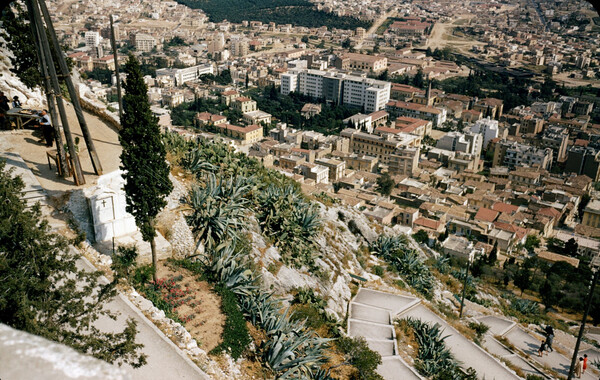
left=347, top=288, right=424, bottom=380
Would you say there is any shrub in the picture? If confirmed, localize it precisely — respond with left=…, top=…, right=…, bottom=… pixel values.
left=372, top=265, right=384, bottom=276
left=336, top=336, right=383, bottom=380
left=111, top=245, right=138, bottom=280
left=132, top=264, right=154, bottom=286
left=468, top=321, right=490, bottom=341
left=210, top=285, right=251, bottom=359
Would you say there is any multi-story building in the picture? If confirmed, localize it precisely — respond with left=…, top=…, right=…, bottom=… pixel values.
left=472, top=98, right=504, bottom=119
left=135, top=34, right=157, bottom=52
left=315, top=158, right=346, bottom=182
left=386, top=100, right=447, bottom=127
left=85, top=31, right=101, bottom=48
left=392, top=116, right=432, bottom=138
left=565, top=145, right=600, bottom=181
left=492, top=140, right=553, bottom=170
left=582, top=200, right=600, bottom=229
left=436, top=132, right=483, bottom=157
left=230, top=39, right=249, bottom=57
left=216, top=123, right=263, bottom=144
left=156, top=64, right=214, bottom=86
left=232, top=97, right=257, bottom=113
left=295, top=163, right=329, bottom=184
left=469, top=117, right=499, bottom=148
left=541, top=126, right=569, bottom=163
left=340, top=128, right=420, bottom=175
left=281, top=69, right=390, bottom=113
left=343, top=53, right=388, bottom=74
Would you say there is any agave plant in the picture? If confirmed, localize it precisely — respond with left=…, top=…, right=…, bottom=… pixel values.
left=262, top=330, right=331, bottom=379
left=199, top=241, right=256, bottom=295
left=239, top=291, right=281, bottom=328
left=402, top=317, right=465, bottom=378
left=184, top=172, right=251, bottom=252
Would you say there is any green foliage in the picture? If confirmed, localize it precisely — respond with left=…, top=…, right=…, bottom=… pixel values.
left=165, top=36, right=187, bottom=47
left=81, top=67, right=113, bottom=85
left=0, top=160, right=146, bottom=367
left=523, top=234, right=540, bottom=254
left=468, top=321, right=490, bottom=341
left=257, top=184, right=322, bottom=268
left=133, top=265, right=155, bottom=286
left=336, top=336, right=383, bottom=380
left=184, top=172, right=251, bottom=250
left=120, top=55, right=173, bottom=245
left=372, top=265, right=384, bottom=276
left=0, top=5, right=74, bottom=89
left=413, top=229, right=429, bottom=244
left=210, top=285, right=252, bottom=359
left=375, top=172, right=395, bottom=196
left=111, top=245, right=139, bottom=280
left=370, top=235, right=435, bottom=297
left=403, top=317, right=475, bottom=379
left=176, top=0, right=370, bottom=29
left=142, top=283, right=183, bottom=324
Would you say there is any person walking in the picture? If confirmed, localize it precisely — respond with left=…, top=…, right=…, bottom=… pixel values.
left=545, top=325, right=554, bottom=352
left=0, top=91, right=9, bottom=129
left=38, top=110, right=54, bottom=147
left=583, top=354, right=588, bottom=374
left=537, top=340, right=547, bottom=357
left=575, top=357, right=584, bottom=378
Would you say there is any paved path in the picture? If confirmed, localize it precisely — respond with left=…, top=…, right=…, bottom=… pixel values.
left=478, top=315, right=597, bottom=380
left=348, top=288, right=520, bottom=380
left=348, top=289, right=424, bottom=379
left=3, top=142, right=210, bottom=379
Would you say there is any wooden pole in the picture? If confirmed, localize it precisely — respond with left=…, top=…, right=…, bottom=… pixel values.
left=30, top=0, right=85, bottom=185
left=25, top=0, right=69, bottom=177
left=37, top=0, right=103, bottom=176
left=109, top=14, right=124, bottom=122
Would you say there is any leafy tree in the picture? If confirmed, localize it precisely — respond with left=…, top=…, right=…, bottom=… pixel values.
left=578, top=194, right=591, bottom=220
left=413, top=68, right=424, bottom=88
left=341, top=38, right=352, bottom=49
left=523, top=234, right=540, bottom=254
left=375, top=172, right=395, bottom=196
left=540, top=276, right=561, bottom=310
left=488, top=242, right=498, bottom=265
left=120, top=56, right=173, bottom=282
left=0, top=160, right=146, bottom=367
left=514, top=265, right=531, bottom=295
left=413, top=230, right=429, bottom=244
left=0, top=5, right=42, bottom=88
left=564, top=238, right=579, bottom=257
left=301, top=35, right=309, bottom=43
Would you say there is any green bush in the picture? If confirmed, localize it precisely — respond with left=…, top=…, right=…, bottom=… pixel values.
left=111, top=245, right=138, bottom=280
left=336, top=336, right=383, bottom=380
left=132, top=265, right=154, bottom=286
left=210, top=285, right=251, bottom=359
left=143, top=285, right=182, bottom=324
left=372, top=265, right=384, bottom=276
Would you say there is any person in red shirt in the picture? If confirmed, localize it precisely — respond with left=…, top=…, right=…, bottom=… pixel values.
left=583, top=354, right=588, bottom=374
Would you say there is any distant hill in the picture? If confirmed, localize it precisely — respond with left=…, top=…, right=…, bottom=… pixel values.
left=176, top=0, right=371, bottom=30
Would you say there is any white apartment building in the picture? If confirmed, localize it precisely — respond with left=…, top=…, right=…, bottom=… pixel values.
left=135, top=34, right=157, bottom=53
left=469, top=117, right=499, bottom=148
left=281, top=69, right=390, bottom=113
left=85, top=31, right=101, bottom=47
left=155, top=64, right=214, bottom=86
left=281, top=73, right=298, bottom=95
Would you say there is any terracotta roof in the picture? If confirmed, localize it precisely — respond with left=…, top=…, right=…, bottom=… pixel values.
left=492, top=202, right=519, bottom=214
left=538, top=207, right=561, bottom=219
left=414, top=217, right=441, bottom=230
left=537, top=250, right=579, bottom=267
left=474, top=207, right=499, bottom=223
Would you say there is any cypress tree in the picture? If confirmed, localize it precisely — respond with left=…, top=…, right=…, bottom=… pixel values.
left=120, top=56, right=173, bottom=282
left=0, top=159, right=146, bottom=366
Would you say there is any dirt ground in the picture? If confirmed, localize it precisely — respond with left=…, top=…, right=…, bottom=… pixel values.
left=156, top=261, right=225, bottom=352
left=0, top=102, right=123, bottom=198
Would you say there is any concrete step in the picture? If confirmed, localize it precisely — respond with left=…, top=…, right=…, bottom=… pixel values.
left=365, top=338, right=396, bottom=356
left=354, top=288, right=419, bottom=314
left=348, top=319, right=395, bottom=340
left=377, top=357, right=424, bottom=380
left=350, top=302, right=392, bottom=324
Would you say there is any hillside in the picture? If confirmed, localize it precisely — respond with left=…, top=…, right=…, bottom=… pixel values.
left=176, top=0, right=371, bottom=29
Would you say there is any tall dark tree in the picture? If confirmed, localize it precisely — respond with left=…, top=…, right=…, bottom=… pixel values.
left=514, top=265, right=531, bottom=295
left=488, top=242, right=498, bottom=265
left=413, top=68, right=425, bottom=88
left=120, top=56, right=173, bottom=282
left=564, top=238, right=579, bottom=257
left=376, top=172, right=395, bottom=196
left=0, top=160, right=146, bottom=366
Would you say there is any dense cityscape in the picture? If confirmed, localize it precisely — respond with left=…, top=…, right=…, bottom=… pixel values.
left=1, top=0, right=600, bottom=379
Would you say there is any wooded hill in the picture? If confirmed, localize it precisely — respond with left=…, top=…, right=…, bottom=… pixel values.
left=176, top=0, right=371, bottom=30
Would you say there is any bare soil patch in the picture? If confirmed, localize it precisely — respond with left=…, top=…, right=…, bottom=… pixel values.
left=155, top=261, right=225, bottom=352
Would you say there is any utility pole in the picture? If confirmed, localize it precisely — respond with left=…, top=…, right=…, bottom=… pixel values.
left=459, top=250, right=475, bottom=319
left=29, top=0, right=85, bottom=185
left=567, top=267, right=599, bottom=380
left=37, top=0, right=103, bottom=176
left=109, top=14, right=124, bottom=121
left=24, top=0, right=69, bottom=177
